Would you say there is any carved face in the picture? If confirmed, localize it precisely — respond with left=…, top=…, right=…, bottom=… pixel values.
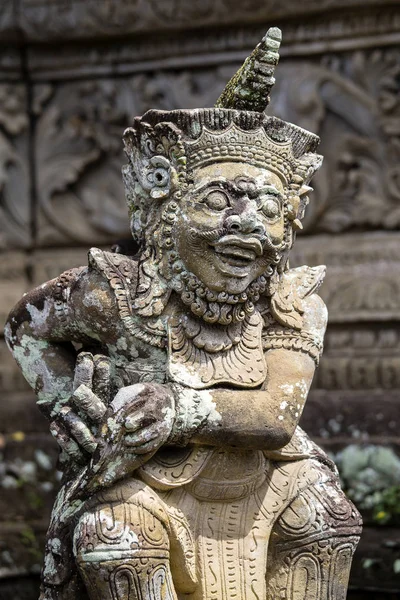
left=174, top=162, right=286, bottom=295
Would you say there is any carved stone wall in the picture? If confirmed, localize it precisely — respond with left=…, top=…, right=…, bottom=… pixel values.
left=1, top=1, right=400, bottom=596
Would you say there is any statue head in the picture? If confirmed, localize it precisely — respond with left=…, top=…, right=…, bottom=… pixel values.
left=122, top=29, right=322, bottom=323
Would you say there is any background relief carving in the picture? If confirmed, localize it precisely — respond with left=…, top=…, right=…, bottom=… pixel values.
left=0, top=1, right=400, bottom=597
left=33, top=71, right=231, bottom=246
left=29, top=49, right=400, bottom=247
left=0, top=83, right=30, bottom=250
left=271, top=50, right=400, bottom=232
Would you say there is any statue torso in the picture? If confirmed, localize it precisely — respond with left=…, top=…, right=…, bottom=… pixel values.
left=84, top=247, right=324, bottom=393
left=76, top=248, right=323, bottom=492
left=86, top=248, right=270, bottom=393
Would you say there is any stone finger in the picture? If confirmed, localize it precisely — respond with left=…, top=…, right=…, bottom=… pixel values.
left=132, top=437, right=161, bottom=455
left=93, top=355, right=111, bottom=404
left=84, top=455, right=147, bottom=495
left=124, top=424, right=160, bottom=449
left=111, top=384, right=150, bottom=413
left=61, top=407, right=98, bottom=454
left=49, top=422, right=85, bottom=464
left=73, top=352, right=94, bottom=391
left=72, top=384, right=107, bottom=423
left=124, top=411, right=155, bottom=432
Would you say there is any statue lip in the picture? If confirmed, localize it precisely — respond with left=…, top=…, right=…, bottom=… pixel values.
left=211, top=235, right=263, bottom=263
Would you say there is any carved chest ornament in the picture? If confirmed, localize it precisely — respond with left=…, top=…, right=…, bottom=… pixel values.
left=168, top=309, right=266, bottom=388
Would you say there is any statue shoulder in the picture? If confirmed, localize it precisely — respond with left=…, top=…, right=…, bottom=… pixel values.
left=88, top=248, right=168, bottom=348
left=263, top=265, right=327, bottom=366
left=269, top=265, right=326, bottom=331
left=88, top=248, right=139, bottom=290
left=65, top=249, right=140, bottom=340
left=87, top=247, right=139, bottom=300
left=85, top=244, right=139, bottom=302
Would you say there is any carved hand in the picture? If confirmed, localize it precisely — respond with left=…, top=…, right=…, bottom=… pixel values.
left=79, top=382, right=175, bottom=495
left=49, top=352, right=110, bottom=467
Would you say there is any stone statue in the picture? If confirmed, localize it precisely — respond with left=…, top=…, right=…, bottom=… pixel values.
left=5, top=28, right=362, bottom=600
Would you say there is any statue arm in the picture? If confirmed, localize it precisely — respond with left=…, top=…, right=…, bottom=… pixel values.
left=187, top=348, right=315, bottom=450
left=5, top=267, right=117, bottom=462
left=5, top=269, right=83, bottom=417
left=171, top=294, right=327, bottom=451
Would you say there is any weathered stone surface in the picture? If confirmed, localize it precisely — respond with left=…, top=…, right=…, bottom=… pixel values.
left=32, top=79, right=131, bottom=247
left=303, top=390, right=400, bottom=445
left=32, top=73, right=229, bottom=246
left=292, top=233, right=400, bottom=321
left=14, top=0, right=400, bottom=42
left=0, top=0, right=398, bottom=596
left=30, top=43, right=400, bottom=245
left=0, top=0, right=19, bottom=40
left=0, top=46, right=22, bottom=80
left=31, top=248, right=94, bottom=285
left=0, top=576, right=397, bottom=600
left=25, top=6, right=400, bottom=80
left=270, top=48, right=400, bottom=234
left=317, top=326, right=400, bottom=390
left=5, top=29, right=362, bottom=600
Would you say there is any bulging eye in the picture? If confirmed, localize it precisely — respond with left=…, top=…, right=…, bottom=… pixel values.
left=204, top=190, right=229, bottom=211
left=260, top=196, right=281, bottom=219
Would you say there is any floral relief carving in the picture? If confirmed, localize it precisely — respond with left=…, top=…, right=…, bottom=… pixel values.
left=270, top=49, right=400, bottom=233
left=0, top=84, right=30, bottom=249
left=291, top=232, right=400, bottom=321
left=1, top=1, right=400, bottom=594
left=34, top=81, right=132, bottom=245
left=32, top=48, right=400, bottom=246
left=34, top=70, right=232, bottom=246
left=0, top=0, right=16, bottom=36
left=315, top=325, right=400, bottom=391
left=17, top=0, right=400, bottom=41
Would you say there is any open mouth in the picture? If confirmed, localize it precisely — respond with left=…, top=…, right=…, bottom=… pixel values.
left=213, top=245, right=256, bottom=266
left=210, top=235, right=263, bottom=268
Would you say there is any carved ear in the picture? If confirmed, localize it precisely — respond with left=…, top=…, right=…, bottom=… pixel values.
left=288, top=153, right=323, bottom=228
left=123, top=121, right=187, bottom=200
left=299, top=153, right=323, bottom=185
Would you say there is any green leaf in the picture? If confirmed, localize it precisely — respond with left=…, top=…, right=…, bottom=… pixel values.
left=362, top=558, right=379, bottom=569
left=393, top=559, right=400, bottom=574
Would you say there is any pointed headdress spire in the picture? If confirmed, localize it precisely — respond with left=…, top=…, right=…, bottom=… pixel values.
left=215, top=27, right=282, bottom=112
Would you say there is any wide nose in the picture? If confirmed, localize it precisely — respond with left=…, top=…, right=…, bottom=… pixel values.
left=225, top=211, right=265, bottom=236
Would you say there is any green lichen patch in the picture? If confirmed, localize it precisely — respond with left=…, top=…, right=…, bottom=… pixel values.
left=215, top=27, right=282, bottom=112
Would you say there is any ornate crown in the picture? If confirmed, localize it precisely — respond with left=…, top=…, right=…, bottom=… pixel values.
left=122, top=27, right=323, bottom=240
left=186, top=122, right=295, bottom=183
left=127, top=108, right=320, bottom=182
